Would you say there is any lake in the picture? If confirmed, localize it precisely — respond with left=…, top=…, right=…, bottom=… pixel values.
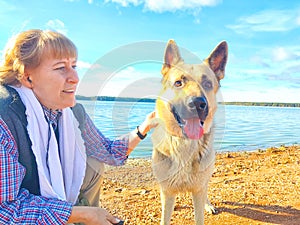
left=78, top=100, right=300, bottom=158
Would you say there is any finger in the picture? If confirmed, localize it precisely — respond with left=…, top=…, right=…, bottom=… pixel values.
left=107, top=215, right=120, bottom=224
left=151, top=111, right=156, bottom=118
left=148, top=111, right=156, bottom=119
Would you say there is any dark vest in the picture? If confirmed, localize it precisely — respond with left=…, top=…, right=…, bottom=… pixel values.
left=0, top=85, right=86, bottom=195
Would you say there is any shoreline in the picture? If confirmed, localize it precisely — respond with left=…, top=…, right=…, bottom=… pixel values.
left=76, top=97, right=300, bottom=108
left=101, top=145, right=300, bottom=224
left=128, top=143, right=300, bottom=160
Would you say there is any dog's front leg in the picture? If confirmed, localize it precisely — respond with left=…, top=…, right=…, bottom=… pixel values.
left=192, top=190, right=206, bottom=225
left=160, top=189, right=175, bottom=225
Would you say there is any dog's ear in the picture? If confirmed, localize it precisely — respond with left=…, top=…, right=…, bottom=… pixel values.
left=205, top=41, right=228, bottom=81
left=161, top=40, right=183, bottom=76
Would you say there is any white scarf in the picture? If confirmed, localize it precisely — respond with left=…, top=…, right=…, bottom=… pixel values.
left=13, top=86, right=86, bottom=204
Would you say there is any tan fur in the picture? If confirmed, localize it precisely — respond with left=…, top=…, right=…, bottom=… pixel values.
left=151, top=40, right=228, bottom=225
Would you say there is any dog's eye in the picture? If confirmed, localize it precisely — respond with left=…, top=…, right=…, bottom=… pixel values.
left=202, top=80, right=213, bottom=89
left=174, top=80, right=183, bottom=87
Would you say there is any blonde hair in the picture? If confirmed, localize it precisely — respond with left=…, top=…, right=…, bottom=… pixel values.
left=0, top=29, right=77, bottom=85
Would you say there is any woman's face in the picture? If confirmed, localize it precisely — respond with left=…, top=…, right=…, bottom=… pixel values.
left=25, top=53, right=79, bottom=110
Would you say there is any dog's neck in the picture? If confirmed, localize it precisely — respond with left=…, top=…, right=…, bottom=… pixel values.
left=152, top=123, right=214, bottom=155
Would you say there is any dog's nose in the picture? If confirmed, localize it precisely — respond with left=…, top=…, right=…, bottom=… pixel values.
left=188, top=96, right=207, bottom=110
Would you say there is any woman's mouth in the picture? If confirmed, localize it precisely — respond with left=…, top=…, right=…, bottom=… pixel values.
left=62, top=88, right=76, bottom=93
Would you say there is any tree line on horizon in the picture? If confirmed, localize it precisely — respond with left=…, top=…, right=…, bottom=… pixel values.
left=76, top=95, right=300, bottom=107
left=221, top=102, right=300, bottom=107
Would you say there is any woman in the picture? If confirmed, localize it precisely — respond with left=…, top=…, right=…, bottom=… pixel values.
left=0, top=29, right=156, bottom=224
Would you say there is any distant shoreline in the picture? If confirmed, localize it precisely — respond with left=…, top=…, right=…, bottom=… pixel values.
left=76, top=95, right=300, bottom=107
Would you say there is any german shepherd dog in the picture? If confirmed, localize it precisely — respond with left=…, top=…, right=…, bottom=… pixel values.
left=151, top=40, right=228, bottom=225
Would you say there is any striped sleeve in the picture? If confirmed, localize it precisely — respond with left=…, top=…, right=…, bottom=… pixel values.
left=0, top=189, right=72, bottom=224
left=82, top=113, right=129, bottom=166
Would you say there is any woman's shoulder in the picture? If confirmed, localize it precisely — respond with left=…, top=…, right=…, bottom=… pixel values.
left=71, top=102, right=87, bottom=129
left=0, top=85, right=25, bottom=117
left=0, top=85, right=15, bottom=110
left=0, top=85, right=21, bottom=103
left=0, top=85, right=13, bottom=100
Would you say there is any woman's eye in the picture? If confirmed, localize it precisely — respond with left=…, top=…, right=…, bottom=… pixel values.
left=72, top=65, right=77, bottom=69
left=174, top=80, right=183, bottom=87
left=55, top=67, right=65, bottom=71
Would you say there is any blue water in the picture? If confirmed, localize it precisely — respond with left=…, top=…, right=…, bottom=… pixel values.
left=78, top=100, right=300, bottom=158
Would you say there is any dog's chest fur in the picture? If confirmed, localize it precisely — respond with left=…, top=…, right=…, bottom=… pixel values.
left=151, top=125, right=215, bottom=193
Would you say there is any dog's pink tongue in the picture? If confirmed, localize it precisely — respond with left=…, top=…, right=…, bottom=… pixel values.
left=183, top=118, right=204, bottom=139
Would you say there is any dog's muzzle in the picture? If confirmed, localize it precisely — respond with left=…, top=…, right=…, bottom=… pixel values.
left=171, top=96, right=208, bottom=139
left=188, top=96, right=208, bottom=121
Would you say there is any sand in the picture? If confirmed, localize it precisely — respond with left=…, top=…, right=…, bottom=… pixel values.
left=100, top=145, right=300, bottom=225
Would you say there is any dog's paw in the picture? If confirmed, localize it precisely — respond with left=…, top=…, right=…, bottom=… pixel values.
left=205, top=202, right=217, bottom=215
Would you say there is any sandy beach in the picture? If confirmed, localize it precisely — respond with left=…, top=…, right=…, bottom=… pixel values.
left=100, top=145, right=300, bottom=225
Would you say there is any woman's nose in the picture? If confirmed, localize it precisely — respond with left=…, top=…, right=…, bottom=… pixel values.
left=67, top=67, right=79, bottom=84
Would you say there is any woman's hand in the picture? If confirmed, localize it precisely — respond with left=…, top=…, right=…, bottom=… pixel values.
left=67, top=206, right=121, bottom=225
left=138, top=111, right=158, bottom=135
left=126, top=111, right=158, bottom=155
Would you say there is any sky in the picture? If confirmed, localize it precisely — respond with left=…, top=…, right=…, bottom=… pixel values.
left=0, top=0, right=300, bottom=103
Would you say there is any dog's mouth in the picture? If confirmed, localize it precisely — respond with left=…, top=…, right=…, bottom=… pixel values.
left=171, top=107, right=204, bottom=140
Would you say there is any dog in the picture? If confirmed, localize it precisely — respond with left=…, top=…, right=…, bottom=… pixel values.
left=151, top=40, right=228, bottom=225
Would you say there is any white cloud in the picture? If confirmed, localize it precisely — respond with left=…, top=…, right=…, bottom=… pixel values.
left=271, top=47, right=297, bottom=62
left=222, top=44, right=300, bottom=103
left=227, top=9, right=300, bottom=34
left=271, top=47, right=300, bottom=63
left=79, top=66, right=161, bottom=97
left=222, top=86, right=300, bottom=103
left=103, top=0, right=221, bottom=13
left=297, top=15, right=300, bottom=25
left=145, top=0, right=220, bottom=13
left=89, top=63, right=102, bottom=70
left=77, top=60, right=92, bottom=69
left=249, top=55, right=270, bottom=68
left=104, top=0, right=141, bottom=7
left=46, top=19, right=68, bottom=35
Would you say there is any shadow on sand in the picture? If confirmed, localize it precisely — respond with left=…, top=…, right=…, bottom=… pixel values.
left=218, top=201, right=300, bottom=225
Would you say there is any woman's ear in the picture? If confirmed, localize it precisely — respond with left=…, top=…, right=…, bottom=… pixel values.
left=21, top=73, right=33, bottom=88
